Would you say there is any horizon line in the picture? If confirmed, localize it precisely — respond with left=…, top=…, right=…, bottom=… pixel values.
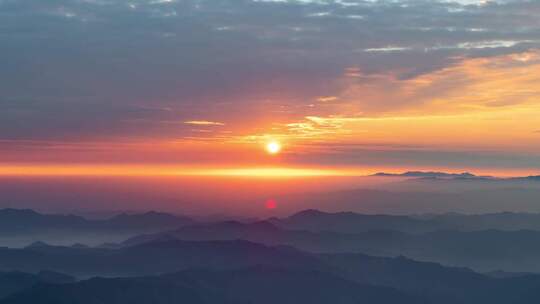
left=0, top=163, right=537, bottom=178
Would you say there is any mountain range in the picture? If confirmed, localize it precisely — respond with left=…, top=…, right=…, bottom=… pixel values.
left=0, top=266, right=425, bottom=304
left=373, top=171, right=485, bottom=179
left=0, top=209, right=193, bottom=247
left=0, top=209, right=193, bottom=234
left=6, top=208, right=540, bottom=271
left=2, top=207, right=540, bottom=302
left=122, top=219, right=540, bottom=272
left=2, top=240, right=540, bottom=304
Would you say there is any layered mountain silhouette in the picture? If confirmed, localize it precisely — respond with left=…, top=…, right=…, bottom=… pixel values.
left=0, top=209, right=193, bottom=234
left=272, top=209, right=540, bottom=233
left=123, top=217, right=540, bottom=272
left=2, top=247, right=540, bottom=304
left=0, top=209, right=194, bottom=247
left=3, top=208, right=540, bottom=302
left=271, top=209, right=444, bottom=233
left=5, top=208, right=540, bottom=271
left=373, top=171, right=483, bottom=179
left=372, top=171, right=540, bottom=181
left=0, top=239, right=326, bottom=277
left=321, top=253, right=540, bottom=304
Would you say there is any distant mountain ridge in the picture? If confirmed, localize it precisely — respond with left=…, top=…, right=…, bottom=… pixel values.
left=0, top=209, right=195, bottom=248
left=3, top=243, right=540, bottom=304
left=3, top=210, right=540, bottom=303
left=373, top=171, right=490, bottom=179
left=9, top=208, right=540, bottom=273
left=0, top=209, right=193, bottom=234
left=121, top=215, right=540, bottom=272
left=0, top=208, right=195, bottom=247
left=0, top=239, right=326, bottom=277
left=270, top=209, right=444, bottom=233
left=373, top=171, right=540, bottom=182
left=272, top=209, right=540, bottom=233
left=511, top=175, right=540, bottom=181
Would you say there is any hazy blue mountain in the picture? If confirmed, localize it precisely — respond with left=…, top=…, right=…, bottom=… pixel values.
left=0, top=209, right=193, bottom=234
left=0, top=209, right=194, bottom=247
left=123, top=220, right=540, bottom=272
left=269, top=209, right=447, bottom=233
left=0, top=276, right=234, bottom=304
left=4, top=252, right=540, bottom=304
left=272, top=209, right=540, bottom=233
left=0, top=271, right=74, bottom=299
left=322, top=253, right=540, bottom=304
left=5, top=208, right=540, bottom=301
left=421, top=212, right=540, bottom=231
left=0, top=209, right=90, bottom=234
left=0, top=240, right=325, bottom=278
left=484, top=270, right=534, bottom=279
left=511, top=175, right=540, bottom=181
left=2, top=235, right=540, bottom=303
left=273, top=181, right=540, bottom=215
left=321, top=253, right=487, bottom=304
left=102, top=211, right=193, bottom=229
left=0, top=267, right=426, bottom=304
left=122, top=220, right=291, bottom=246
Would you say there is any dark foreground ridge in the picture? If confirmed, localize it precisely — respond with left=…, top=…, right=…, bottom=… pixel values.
left=0, top=267, right=426, bottom=304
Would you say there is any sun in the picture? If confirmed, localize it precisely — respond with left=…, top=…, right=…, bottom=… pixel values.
left=265, top=141, right=282, bottom=154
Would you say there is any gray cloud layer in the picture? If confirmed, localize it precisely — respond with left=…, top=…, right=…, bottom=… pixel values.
left=1, top=0, right=539, bottom=141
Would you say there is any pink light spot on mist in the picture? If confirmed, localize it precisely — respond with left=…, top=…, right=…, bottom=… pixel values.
left=265, top=199, right=277, bottom=210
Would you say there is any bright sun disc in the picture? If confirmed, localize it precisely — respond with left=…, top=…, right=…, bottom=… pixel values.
left=266, top=141, right=281, bottom=154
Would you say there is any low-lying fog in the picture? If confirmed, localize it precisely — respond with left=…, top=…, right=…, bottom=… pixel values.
left=2, top=175, right=540, bottom=217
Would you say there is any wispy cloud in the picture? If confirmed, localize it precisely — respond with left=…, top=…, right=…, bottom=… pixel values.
left=316, top=96, right=339, bottom=102
left=364, top=46, right=413, bottom=53
left=184, top=121, right=225, bottom=126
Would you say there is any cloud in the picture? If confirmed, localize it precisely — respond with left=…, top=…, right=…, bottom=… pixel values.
left=364, top=46, right=413, bottom=53
left=184, top=121, right=225, bottom=126
left=316, top=96, right=339, bottom=102
left=1, top=0, right=540, bottom=170
left=228, top=50, right=540, bottom=167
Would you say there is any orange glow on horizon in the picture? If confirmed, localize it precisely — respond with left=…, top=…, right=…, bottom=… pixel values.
left=0, top=164, right=536, bottom=178
left=0, top=164, right=357, bottom=178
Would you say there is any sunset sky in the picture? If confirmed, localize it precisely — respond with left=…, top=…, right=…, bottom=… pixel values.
left=2, top=0, right=540, bottom=177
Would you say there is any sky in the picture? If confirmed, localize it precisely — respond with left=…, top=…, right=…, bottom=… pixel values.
left=1, top=0, right=540, bottom=177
